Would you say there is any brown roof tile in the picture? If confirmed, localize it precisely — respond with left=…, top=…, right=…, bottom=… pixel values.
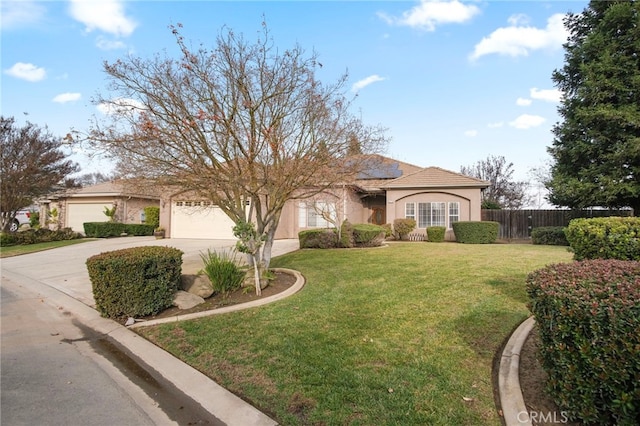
left=382, top=167, right=490, bottom=189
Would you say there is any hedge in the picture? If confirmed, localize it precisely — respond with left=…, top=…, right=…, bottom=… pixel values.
left=526, top=259, right=640, bottom=424
left=531, top=226, right=569, bottom=246
left=352, top=224, right=385, bottom=247
left=426, top=226, right=446, bottom=242
left=0, top=228, right=82, bottom=246
left=565, top=217, right=640, bottom=261
left=451, top=221, right=498, bottom=244
left=83, top=222, right=155, bottom=238
left=86, top=246, right=183, bottom=318
left=299, top=229, right=338, bottom=249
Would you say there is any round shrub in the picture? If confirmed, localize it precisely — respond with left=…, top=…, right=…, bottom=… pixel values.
left=86, top=246, right=183, bottom=318
left=426, top=226, right=446, bottom=242
left=565, top=217, right=640, bottom=261
left=393, top=218, right=416, bottom=240
left=352, top=224, right=385, bottom=247
left=298, top=229, right=338, bottom=249
left=452, top=221, right=498, bottom=244
left=531, top=226, right=569, bottom=246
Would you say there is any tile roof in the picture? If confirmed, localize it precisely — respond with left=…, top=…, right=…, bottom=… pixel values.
left=382, top=167, right=490, bottom=189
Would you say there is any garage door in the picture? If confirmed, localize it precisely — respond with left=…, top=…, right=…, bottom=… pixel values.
left=171, top=201, right=236, bottom=239
left=67, top=203, right=113, bottom=234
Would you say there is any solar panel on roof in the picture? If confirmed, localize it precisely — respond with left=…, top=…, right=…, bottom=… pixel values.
left=357, top=161, right=402, bottom=179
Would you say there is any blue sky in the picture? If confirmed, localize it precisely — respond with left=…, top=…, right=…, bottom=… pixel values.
left=1, top=0, right=588, bottom=196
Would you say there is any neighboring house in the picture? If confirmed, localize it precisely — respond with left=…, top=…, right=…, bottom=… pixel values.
left=43, top=181, right=160, bottom=234
left=158, top=155, right=489, bottom=241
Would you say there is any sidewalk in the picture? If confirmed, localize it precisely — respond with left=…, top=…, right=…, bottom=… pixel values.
left=1, top=237, right=300, bottom=425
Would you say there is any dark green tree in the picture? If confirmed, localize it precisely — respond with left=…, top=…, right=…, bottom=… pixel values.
left=547, top=0, right=640, bottom=214
left=0, top=116, right=78, bottom=232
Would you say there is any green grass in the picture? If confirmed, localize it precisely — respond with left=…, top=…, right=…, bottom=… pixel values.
left=138, top=242, right=573, bottom=425
left=0, top=239, right=94, bottom=258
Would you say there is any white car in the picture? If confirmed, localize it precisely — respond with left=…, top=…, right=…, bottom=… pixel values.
left=7, top=209, right=33, bottom=232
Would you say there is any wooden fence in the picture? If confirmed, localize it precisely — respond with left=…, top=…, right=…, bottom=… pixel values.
left=481, top=209, right=633, bottom=240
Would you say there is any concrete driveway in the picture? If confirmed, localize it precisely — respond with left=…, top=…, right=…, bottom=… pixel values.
left=1, top=236, right=299, bottom=308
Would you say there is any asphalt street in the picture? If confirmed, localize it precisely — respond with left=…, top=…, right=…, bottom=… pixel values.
left=1, top=276, right=221, bottom=425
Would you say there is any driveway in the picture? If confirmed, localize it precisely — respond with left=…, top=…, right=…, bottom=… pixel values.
left=1, top=236, right=300, bottom=308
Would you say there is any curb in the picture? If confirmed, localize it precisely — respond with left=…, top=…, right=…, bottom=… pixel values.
left=499, top=316, right=535, bottom=426
left=129, top=268, right=305, bottom=328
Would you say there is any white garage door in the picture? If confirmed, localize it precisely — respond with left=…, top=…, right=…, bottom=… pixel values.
left=67, top=203, right=113, bottom=234
left=171, top=201, right=236, bottom=239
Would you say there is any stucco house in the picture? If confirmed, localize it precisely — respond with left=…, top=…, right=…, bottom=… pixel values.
left=158, top=155, right=489, bottom=241
left=42, top=181, right=160, bottom=233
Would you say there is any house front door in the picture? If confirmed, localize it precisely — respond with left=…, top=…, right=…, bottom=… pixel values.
left=372, top=207, right=386, bottom=225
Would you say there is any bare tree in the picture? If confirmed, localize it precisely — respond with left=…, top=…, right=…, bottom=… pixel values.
left=1, top=116, right=78, bottom=232
left=460, top=155, right=531, bottom=210
left=80, top=23, right=387, bottom=289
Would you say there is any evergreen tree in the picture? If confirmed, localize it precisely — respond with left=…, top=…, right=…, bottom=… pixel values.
left=547, top=0, right=640, bottom=214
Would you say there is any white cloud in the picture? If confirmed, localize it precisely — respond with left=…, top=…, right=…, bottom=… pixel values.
left=378, top=0, right=480, bottom=31
left=4, top=62, right=46, bottom=82
left=516, top=97, right=532, bottom=106
left=487, top=121, right=504, bottom=128
left=530, top=87, right=562, bottom=103
left=509, top=114, right=546, bottom=129
left=97, top=98, right=145, bottom=116
left=1, top=0, right=46, bottom=30
left=464, top=130, right=478, bottom=137
left=352, top=75, right=386, bottom=92
left=469, top=13, right=568, bottom=61
left=69, top=0, right=137, bottom=37
left=53, top=93, right=82, bottom=103
left=96, top=36, right=127, bottom=50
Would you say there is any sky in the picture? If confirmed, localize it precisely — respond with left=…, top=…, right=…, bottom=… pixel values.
left=1, top=0, right=589, bottom=203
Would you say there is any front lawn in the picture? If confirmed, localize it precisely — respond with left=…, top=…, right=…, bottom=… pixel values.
left=138, top=242, right=572, bottom=425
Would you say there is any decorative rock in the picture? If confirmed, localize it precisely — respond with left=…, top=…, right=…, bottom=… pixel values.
left=181, top=274, right=214, bottom=298
left=173, top=290, right=205, bottom=310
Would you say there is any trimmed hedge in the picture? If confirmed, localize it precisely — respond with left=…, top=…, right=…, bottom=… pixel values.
left=0, top=228, right=82, bottom=246
left=565, top=217, right=640, bottom=261
left=531, top=226, right=569, bottom=246
left=426, top=226, right=446, bottom=242
left=452, top=221, right=498, bottom=244
left=144, top=206, right=160, bottom=229
left=526, top=260, right=640, bottom=425
left=393, top=218, right=416, bottom=240
left=299, top=229, right=338, bottom=249
left=340, top=220, right=354, bottom=248
left=352, top=224, right=385, bottom=247
left=87, top=246, right=183, bottom=318
left=83, top=222, right=155, bottom=238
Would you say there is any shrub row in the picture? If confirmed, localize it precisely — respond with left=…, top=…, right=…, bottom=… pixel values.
left=299, top=223, right=386, bottom=249
left=87, top=246, right=183, bottom=319
left=565, top=217, right=640, bottom=261
left=83, top=222, right=155, bottom=238
left=0, top=228, right=82, bottom=246
left=531, top=226, right=569, bottom=246
left=526, top=259, right=640, bottom=424
left=452, top=221, right=498, bottom=244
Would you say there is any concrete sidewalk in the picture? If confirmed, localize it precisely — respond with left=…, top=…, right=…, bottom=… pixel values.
left=1, top=237, right=300, bottom=425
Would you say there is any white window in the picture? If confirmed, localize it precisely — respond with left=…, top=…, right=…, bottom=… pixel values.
left=299, top=201, right=336, bottom=228
left=448, top=202, right=460, bottom=228
left=417, top=202, right=445, bottom=228
left=405, top=202, right=415, bottom=220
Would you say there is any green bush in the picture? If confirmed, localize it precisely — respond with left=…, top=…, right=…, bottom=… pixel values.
left=452, top=221, right=498, bottom=244
left=393, top=218, right=416, bottom=240
left=526, top=259, right=640, bottom=425
left=87, top=246, right=183, bottom=318
left=28, top=210, right=40, bottom=228
left=83, top=222, right=154, bottom=237
left=381, top=223, right=393, bottom=239
left=1, top=228, right=82, bottom=246
left=339, top=220, right=354, bottom=248
left=565, top=217, right=640, bottom=261
left=298, top=229, right=338, bottom=249
left=352, top=224, right=385, bottom=247
left=144, top=206, right=160, bottom=229
left=531, top=226, right=569, bottom=246
left=0, top=232, right=17, bottom=246
left=426, top=226, right=446, bottom=242
left=200, top=248, right=245, bottom=295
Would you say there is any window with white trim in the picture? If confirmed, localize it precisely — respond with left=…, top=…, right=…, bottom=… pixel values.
left=299, top=201, right=336, bottom=228
left=417, top=202, right=445, bottom=228
left=405, top=202, right=415, bottom=220
left=449, top=202, right=460, bottom=227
